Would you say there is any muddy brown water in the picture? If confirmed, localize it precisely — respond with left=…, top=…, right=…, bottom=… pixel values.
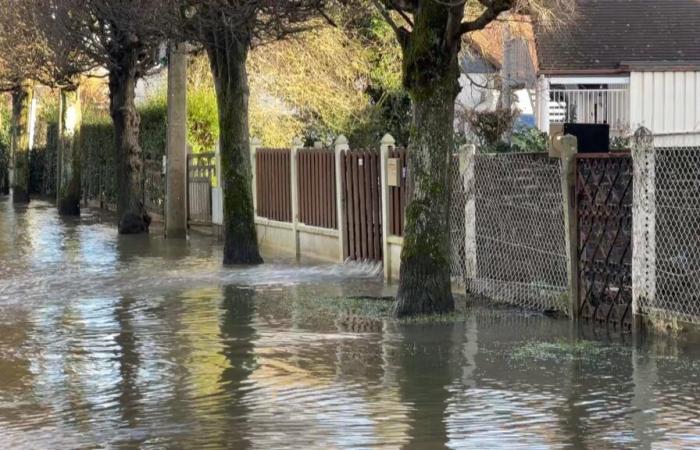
left=1, top=198, right=700, bottom=449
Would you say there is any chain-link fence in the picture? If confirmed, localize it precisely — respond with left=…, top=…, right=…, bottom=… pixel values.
left=450, top=149, right=568, bottom=312
left=638, top=145, right=700, bottom=324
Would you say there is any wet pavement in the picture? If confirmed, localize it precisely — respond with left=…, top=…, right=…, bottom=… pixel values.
left=1, top=198, right=700, bottom=449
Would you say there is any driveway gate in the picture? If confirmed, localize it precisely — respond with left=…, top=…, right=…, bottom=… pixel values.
left=187, top=152, right=216, bottom=224
left=340, top=149, right=382, bottom=261
left=576, top=152, right=633, bottom=328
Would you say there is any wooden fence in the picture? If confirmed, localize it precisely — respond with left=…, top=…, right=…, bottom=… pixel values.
left=340, top=149, right=383, bottom=261
left=298, top=148, right=337, bottom=229
left=256, top=148, right=292, bottom=222
left=187, top=152, right=216, bottom=224
left=388, top=148, right=408, bottom=237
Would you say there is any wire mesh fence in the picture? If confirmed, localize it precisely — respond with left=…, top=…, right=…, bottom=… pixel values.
left=450, top=149, right=569, bottom=312
left=638, top=145, right=700, bottom=323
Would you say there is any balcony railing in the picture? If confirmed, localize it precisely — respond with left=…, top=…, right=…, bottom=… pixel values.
left=549, top=87, right=630, bottom=136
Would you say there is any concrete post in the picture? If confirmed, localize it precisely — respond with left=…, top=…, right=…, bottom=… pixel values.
left=380, top=133, right=395, bottom=281
left=462, top=144, right=477, bottom=286
left=559, top=134, right=579, bottom=319
left=290, top=137, right=303, bottom=259
left=250, top=137, right=261, bottom=215
left=334, top=135, right=349, bottom=262
left=165, top=42, right=188, bottom=238
left=631, top=127, right=655, bottom=320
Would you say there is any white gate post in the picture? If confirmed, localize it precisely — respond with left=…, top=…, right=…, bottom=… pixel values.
left=291, top=137, right=303, bottom=258
left=632, top=127, right=655, bottom=320
left=334, top=135, right=349, bottom=262
left=462, top=144, right=477, bottom=286
left=380, top=134, right=395, bottom=281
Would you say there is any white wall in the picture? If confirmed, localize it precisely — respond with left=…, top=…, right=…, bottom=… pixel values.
left=630, top=71, right=700, bottom=146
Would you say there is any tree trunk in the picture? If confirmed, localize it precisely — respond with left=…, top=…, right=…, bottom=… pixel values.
left=393, top=4, right=460, bottom=317
left=10, top=81, right=34, bottom=204
left=57, top=87, right=82, bottom=215
left=206, top=32, right=262, bottom=265
left=109, top=55, right=150, bottom=234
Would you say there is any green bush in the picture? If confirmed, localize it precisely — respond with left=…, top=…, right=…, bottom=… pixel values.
left=139, top=95, right=167, bottom=161
left=187, top=87, right=219, bottom=153
left=511, top=126, right=549, bottom=153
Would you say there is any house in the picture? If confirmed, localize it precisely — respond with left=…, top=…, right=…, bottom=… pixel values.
left=458, top=0, right=700, bottom=146
left=534, top=0, right=700, bottom=146
left=457, top=18, right=538, bottom=127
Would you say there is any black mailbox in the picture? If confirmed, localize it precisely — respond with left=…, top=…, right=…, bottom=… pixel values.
left=563, top=123, right=610, bottom=153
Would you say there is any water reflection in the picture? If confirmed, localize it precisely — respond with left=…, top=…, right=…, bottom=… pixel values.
left=2, top=196, right=700, bottom=448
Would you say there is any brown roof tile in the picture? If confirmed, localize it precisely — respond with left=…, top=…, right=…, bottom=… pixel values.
left=536, top=0, right=700, bottom=73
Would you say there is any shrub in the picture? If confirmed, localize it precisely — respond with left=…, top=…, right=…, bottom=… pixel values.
left=465, top=107, right=519, bottom=148
left=187, top=87, right=219, bottom=153
left=511, top=126, right=549, bottom=153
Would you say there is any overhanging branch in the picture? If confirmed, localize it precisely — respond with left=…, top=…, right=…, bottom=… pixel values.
left=457, top=0, right=515, bottom=36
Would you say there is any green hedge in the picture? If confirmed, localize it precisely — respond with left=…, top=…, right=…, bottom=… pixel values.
left=28, top=102, right=168, bottom=203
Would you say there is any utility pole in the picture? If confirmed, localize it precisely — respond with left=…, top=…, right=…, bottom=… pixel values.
left=165, top=42, right=188, bottom=238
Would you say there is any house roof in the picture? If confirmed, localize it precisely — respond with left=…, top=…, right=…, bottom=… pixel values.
left=462, top=15, right=538, bottom=72
left=464, top=22, right=504, bottom=70
left=536, top=0, right=700, bottom=74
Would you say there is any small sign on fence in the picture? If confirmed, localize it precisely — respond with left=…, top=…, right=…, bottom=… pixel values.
left=388, top=158, right=400, bottom=187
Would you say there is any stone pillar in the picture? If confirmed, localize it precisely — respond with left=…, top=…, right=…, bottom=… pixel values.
left=380, top=133, right=395, bottom=281
left=165, top=42, right=188, bottom=238
left=290, top=137, right=303, bottom=259
left=631, top=127, right=655, bottom=319
left=334, top=135, right=349, bottom=262
left=559, top=135, right=579, bottom=319
left=462, top=144, right=477, bottom=286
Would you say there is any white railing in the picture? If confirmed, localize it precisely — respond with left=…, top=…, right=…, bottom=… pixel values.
left=549, top=88, right=630, bottom=136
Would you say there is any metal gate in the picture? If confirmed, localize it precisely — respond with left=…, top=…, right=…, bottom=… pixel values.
left=340, top=149, right=382, bottom=261
left=187, top=152, right=216, bottom=224
left=144, top=159, right=164, bottom=217
left=576, top=153, right=633, bottom=328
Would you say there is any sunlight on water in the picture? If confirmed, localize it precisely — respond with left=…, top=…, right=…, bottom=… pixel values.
left=1, top=197, right=700, bottom=449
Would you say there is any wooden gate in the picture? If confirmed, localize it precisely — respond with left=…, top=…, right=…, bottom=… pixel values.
left=576, top=153, right=633, bottom=328
left=340, top=149, right=382, bottom=261
left=187, top=153, right=216, bottom=224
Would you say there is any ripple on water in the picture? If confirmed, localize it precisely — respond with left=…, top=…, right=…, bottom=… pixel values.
left=2, top=197, right=700, bottom=448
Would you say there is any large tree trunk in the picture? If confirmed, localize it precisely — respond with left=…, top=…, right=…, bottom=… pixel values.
left=57, top=87, right=82, bottom=215
left=393, top=4, right=460, bottom=317
left=206, top=33, right=262, bottom=265
left=109, top=55, right=150, bottom=234
left=10, top=81, right=34, bottom=204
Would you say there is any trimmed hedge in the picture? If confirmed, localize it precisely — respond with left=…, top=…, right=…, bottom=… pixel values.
left=30, top=103, right=168, bottom=204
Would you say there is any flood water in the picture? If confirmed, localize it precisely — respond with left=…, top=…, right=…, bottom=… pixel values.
left=1, top=198, right=700, bottom=449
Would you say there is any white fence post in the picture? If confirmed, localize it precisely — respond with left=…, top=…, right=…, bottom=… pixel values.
left=334, top=135, right=349, bottom=262
left=462, top=144, right=477, bottom=285
left=291, top=137, right=303, bottom=258
left=250, top=137, right=261, bottom=216
left=632, top=127, right=655, bottom=321
left=380, top=133, right=395, bottom=281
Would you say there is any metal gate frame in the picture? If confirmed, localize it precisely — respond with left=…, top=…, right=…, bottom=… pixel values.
left=575, top=152, right=634, bottom=328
